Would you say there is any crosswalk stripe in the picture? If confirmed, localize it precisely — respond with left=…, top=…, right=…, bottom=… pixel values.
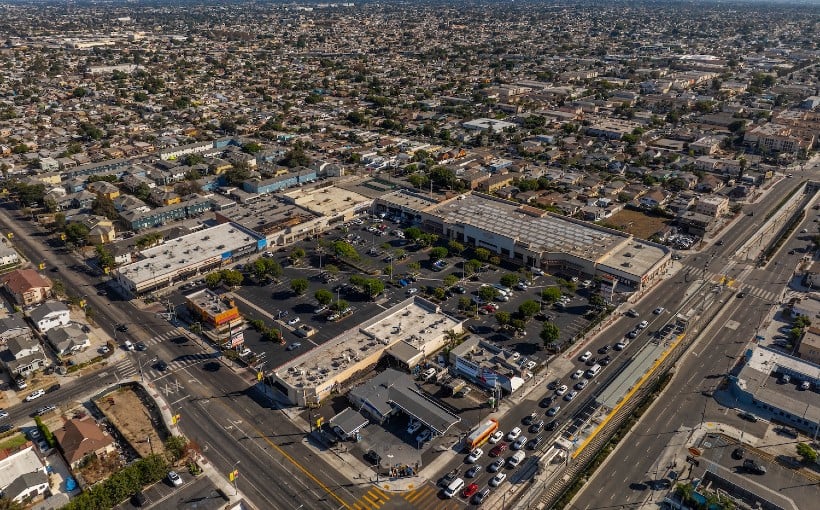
left=370, top=486, right=388, bottom=499
left=351, top=503, right=365, bottom=510
left=405, top=485, right=433, bottom=504
left=361, top=492, right=381, bottom=507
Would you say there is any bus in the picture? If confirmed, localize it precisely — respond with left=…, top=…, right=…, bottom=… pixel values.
left=466, top=418, right=499, bottom=450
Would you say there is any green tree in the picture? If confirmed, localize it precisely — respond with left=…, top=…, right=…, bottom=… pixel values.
left=290, top=247, right=306, bottom=262
left=95, top=244, right=115, bottom=270
left=165, top=435, right=188, bottom=462
left=222, top=270, right=243, bottom=287
left=500, top=273, right=520, bottom=288
left=332, top=240, right=359, bottom=260
left=519, top=300, right=540, bottom=319
left=458, top=297, right=472, bottom=311
left=540, top=322, right=560, bottom=346
left=429, top=247, right=448, bottom=261
left=291, top=278, right=309, bottom=295
left=796, top=442, right=817, bottom=463
left=474, top=247, right=491, bottom=262
left=242, top=142, right=262, bottom=154
left=541, top=287, right=562, bottom=303
left=315, top=289, right=333, bottom=305
left=204, top=272, right=223, bottom=288
left=92, top=196, right=119, bottom=220
left=364, top=278, right=385, bottom=299
left=495, top=310, right=511, bottom=327
left=479, top=286, right=497, bottom=301
left=403, top=227, right=423, bottom=241
left=263, top=327, right=282, bottom=343
left=447, top=240, right=465, bottom=256
left=332, top=299, right=349, bottom=311
left=63, top=223, right=90, bottom=246
left=434, top=287, right=446, bottom=300
left=510, top=319, right=526, bottom=332
left=443, top=274, right=459, bottom=287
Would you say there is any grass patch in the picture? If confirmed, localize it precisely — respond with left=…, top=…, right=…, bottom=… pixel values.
left=0, top=433, right=28, bottom=451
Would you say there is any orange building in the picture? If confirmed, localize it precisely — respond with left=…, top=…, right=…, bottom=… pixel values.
left=185, top=289, right=241, bottom=327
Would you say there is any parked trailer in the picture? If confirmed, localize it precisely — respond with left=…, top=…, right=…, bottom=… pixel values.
left=466, top=418, right=499, bottom=450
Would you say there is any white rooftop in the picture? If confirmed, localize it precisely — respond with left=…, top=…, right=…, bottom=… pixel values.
left=0, top=446, right=45, bottom=492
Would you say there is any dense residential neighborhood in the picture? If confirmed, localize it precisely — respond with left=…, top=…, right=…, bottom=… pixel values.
left=0, top=1, right=818, bottom=510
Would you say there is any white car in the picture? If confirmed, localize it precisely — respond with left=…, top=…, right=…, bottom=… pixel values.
left=638, top=320, right=649, bottom=329
left=653, top=307, right=665, bottom=315
left=563, top=390, right=578, bottom=402
left=0, top=410, right=7, bottom=419
left=287, top=317, right=301, bottom=326
left=168, top=470, right=183, bottom=487
left=506, top=427, right=522, bottom=441
left=512, top=436, right=528, bottom=450
left=579, top=351, right=592, bottom=362
left=489, top=472, right=507, bottom=487
left=406, top=288, right=419, bottom=295
left=489, top=430, right=504, bottom=444
left=25, top=389, right=45, bottom=402
left=525, top=360, right=537, bottom=371
left=466, top=448, right=483, bottom=463
left=614, top=341, right=627, bottom=351
left=555, top=384, right=568, bottom=396
left=571, top=370, right=584, bottom=379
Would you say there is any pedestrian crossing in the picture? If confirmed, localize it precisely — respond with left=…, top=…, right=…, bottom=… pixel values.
left=351, top=486, right=390, bottom=510
left=400, top=484, right=461, bottom=509
left=681, top=267, right=781, bottom=303
left=114, top=328, right=216, bottom=381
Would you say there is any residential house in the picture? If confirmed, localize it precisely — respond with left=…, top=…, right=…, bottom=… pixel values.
left=1, top=269, right=52, bottom=306
left=480, top=173, right=514, bottom=193
left=638, top=189, right=669, bottom=209
left=80, top=215, right=116, bottom=245
left=677, top=210, right=715, bottom=236
left=68, top=190, right=97, bottom=210
left=689, top=136, right=722, bottom=155
left=0, top=314, right=30, bottom=344
left=27, top=301, right=70, bottom=332
left=86, top=181, right=120, bottom=201
left=148, top=188, right=181, bottom=206
left=0, top=334, right=47, bottom=377
left=694, top=195, right=730, bottom=218
left=667, top=193, right=696, bottom=215
left=113, top=194, right=150, bottom=213
left=0, top=446, right=50, bottom=505
left=0, top=236, right=20, bottom=268
left=47, top=326, right=90, bottom=356
left=797, top=326, right=820, bottom=365
left=54, top=418, right=117, bottom=469
left=695, top=174, right=725, bottom=193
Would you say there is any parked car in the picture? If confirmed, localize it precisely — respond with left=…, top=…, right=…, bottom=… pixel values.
left=579, top=351, right=592, bottom=362
left=167, top=471, right=183, bottom=487
left=286, top=342, right=302, bottom=351
left=547, top=406, right=561, bottom=416
left=465, top=465, right=482, bottom=478
left=743, top=459, right=766, bottom=475
left=488, top=459, right=504, bottom=472
left=555, top=384, right=568, bottom=395
left=506, top=427, right=522, bottom=441
left=489, top=442, right=508, bottom=457
left=489, top=472, right=506, bottom=487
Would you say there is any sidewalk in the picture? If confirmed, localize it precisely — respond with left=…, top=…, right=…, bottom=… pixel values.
left=141, top=377, right=256, bottom=509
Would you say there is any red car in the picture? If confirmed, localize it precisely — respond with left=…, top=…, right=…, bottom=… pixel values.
left=462, top=482, right=479, bottom=498
left=489, top=442, right=508, bottom=457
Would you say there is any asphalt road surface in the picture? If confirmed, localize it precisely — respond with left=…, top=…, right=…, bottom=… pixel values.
left=571, top=174, right=819, bottom=509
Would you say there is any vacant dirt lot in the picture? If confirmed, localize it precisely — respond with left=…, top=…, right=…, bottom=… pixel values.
left=607, top=208, right=672, bottom=239
left=95, top=386, right=166, bottom=459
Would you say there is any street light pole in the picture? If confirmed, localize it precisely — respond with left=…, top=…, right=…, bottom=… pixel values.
left=139, top=356, right=157, bottom=383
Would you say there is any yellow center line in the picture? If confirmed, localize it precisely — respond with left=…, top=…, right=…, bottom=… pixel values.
left=205, top=391, right=352, bottom=510
left=572, top=332, right=685, bottom=458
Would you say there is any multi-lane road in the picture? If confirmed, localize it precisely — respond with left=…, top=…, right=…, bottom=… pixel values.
left=570, top=173, right=819, bottom=510
left=0, top=204, right=371, bottom=510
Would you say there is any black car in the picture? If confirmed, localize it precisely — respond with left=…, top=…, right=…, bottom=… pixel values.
left=528, top=435, right=544, bottom=450
left=131, top=492, right=147, bottom=507
left=732, top=448, right=744, bottom=460
left=0, top=424, right=13, bottom=433
left=154, top=360, right=168, bottom=371
left=545, top=420, right=558, bottom=431
left=540, top=396, right=554, bottom=408
left=454, top=286, right=466, bottom=294
left=597, top=345, right=610, bottom=354
left=467, top=324, right=480, bottom=334
left=523, top=412, right=538, bottom=426
left=135, top=342, right=147, bottom=352
left=529, top=420, right=544, bottom=434
left=585, top=357, right=598, bottom=366
left=364, top=450, right=381, bottom=465
left=743, top=459, right=766, bottom=474
left=465, top=465, right=482, bottom=478
left=599, top=355, right=612, bottom=366
left=116, top=324, right=129, bottom=332
left=438, top=471, right=458, bottom=488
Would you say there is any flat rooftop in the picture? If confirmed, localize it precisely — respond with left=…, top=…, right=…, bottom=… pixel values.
left=0, top=446, right=43, bottom=491
left=185, top=288, right=234, bottom=314
left=283, top=185, right=371, bottom=217
left=736, top=347, right=820, bottom=424
left=601, top=239, right=669, bottom=279
left=277, top=297, right=461, bottom=388
left=428, top=193, right=629, bottom=260
left=215, top=194, right=318, bottom=236
left=378, top=189, right=439, bottom=212
left=116, top=222, right=260, bottom=285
